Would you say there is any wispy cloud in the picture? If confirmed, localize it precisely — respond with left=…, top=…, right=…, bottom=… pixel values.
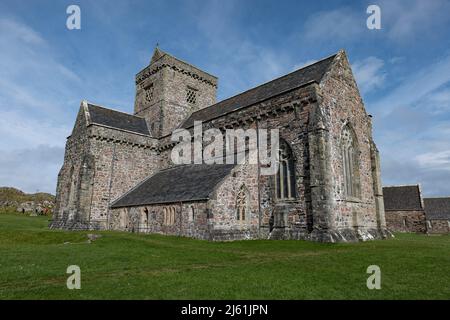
left=0, top=145, right=64, bottom=194
left=303, top=7, right=363, bottom=42
left=370, top=53, right=450, bottom=196
left=371, top=53, right=450, bottom=116
left=352, top=57, right=386, bottom=94
left=188, top=0, right=292, bottom=98
left=0, top=17, right=78, bottom=192
left=380, top=0, right=450, bottom=42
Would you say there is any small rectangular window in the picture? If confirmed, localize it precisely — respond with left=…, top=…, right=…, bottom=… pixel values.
left=144, top=83, right=154, bottom=102
left=186, top=87, right=198, bottom=104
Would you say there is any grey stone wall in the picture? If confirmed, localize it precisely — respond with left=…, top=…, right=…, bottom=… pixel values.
left=110, top=201, right=211, bottom=239
left=134, top=51, right=217, bottom=137
left=314, top=50, right=389, bottom=241
left=54, top=50, right=388, bottom=243
left=52, top=103, right=92, bottom=229
left=427, top=219, right=450, bottom=233
left=88, top=125, right=159, bottom=228
left=52, top=103, right=160, bottom=230
left=385, top=210, right=427, bottom=233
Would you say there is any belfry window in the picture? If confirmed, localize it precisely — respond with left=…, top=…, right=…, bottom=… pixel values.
left=275, top=140, right=296, bottom=199
left=186, top=87, right=198, bottom=105
left=341, top=124, right=361, bottom=198
left=144, top=83, right=154, bottom=102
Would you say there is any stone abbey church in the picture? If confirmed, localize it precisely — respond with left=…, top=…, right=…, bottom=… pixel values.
left=52, top=48, right=391, bottom=242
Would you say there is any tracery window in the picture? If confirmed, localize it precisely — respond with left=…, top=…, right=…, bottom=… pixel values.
left=275, top=140, right=296, bottom=199
left=341, top=124, right=361, bottom=198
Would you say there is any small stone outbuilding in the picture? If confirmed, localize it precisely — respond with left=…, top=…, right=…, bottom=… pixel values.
left=424, top=197, right=450, bottom=234
left=383, top=185, right=427, bottom=233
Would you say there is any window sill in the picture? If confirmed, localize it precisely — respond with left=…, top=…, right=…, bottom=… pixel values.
left=344, top=196, right=362, bottom=203
left=275, top=198, right=298, bottom=204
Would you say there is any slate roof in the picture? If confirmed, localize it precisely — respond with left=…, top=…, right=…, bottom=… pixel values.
left=111, top=164, right=236, bottom=208
left=383, top=185, right=423, bottom=211
left=87, top=103, right=150, bottom=135
left=181, top=54, right=337, bottom=128
left=424, top=197, right=450, bottom=220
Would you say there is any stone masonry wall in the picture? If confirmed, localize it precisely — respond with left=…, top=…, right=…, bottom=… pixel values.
left=316, top=51, right=386, bottom=241
left=88, top=125, right=159, bottom=229
left=110, top=201, right=210, bottom=239
left=207, top=163, right=260, bottom=241
left=385, top=210, right=427, bottom=233
left=427, top=219, right=450, bottom=233
left=134, top=53, right=217, bottom=137
left=156, top=84, right=318, bottom=240
left=52, top=105, right=91, bottom=228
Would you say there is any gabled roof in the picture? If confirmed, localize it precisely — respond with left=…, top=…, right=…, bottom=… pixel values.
left=424, top=197, right=450, bottom=220
left=111, top=164, right=236, bottom=208
left=86, top=103, right=150, bottom=136
left=383, top=185, right=423, bottom=211
left=181, top=53, right=337, bottom=129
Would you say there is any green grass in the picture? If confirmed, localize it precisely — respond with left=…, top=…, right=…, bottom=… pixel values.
left=0, top=213, right=449, bottom=300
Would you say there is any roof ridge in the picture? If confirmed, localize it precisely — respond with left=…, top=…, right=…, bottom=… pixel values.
left=148, top=47, right=218, bottom=80
left=424, top=196, right=450, bottom=200
left=383, top=184, right=420, bottom=188
left=187, top=52, right=338, bottom=119
left=87, top=102, right=145, bottom=119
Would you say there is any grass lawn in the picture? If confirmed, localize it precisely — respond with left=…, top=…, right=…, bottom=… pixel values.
left=0, top=212, right=449, bottom=300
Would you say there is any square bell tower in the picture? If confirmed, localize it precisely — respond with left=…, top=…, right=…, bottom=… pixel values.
left=134, top=47, right=218, bottom=137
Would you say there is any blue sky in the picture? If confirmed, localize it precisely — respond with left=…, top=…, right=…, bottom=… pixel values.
left=0, top=0, right=449, bottom=196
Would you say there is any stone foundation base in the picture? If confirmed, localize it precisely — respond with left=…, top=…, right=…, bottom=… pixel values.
left=48, top=221, right=394, bottom=243
left=208, top=228, right=260, bottom=241
left=49, top=219, right=106, bottom=231
left=308, top=227, right=393, bottom=242
left=268, top=226, right=393, bottom=242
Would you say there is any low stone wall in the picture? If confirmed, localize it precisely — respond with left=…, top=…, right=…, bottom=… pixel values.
left=427, top=219, right=450, bottom=234
left=385, top=210, right=426, bottom=233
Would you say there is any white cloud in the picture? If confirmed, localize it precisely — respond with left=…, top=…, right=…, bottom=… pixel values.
left=0, top=145, right=64, bottom=194
left=368, top=52, right=450, bottom=197
left=300, top=1, right=450, bottom=44
left=380, top=0, right=450, bottom=41
left=370, top=53, right=450, bottom=116
left=0, top=18, right=80, bottom=192
left=416, top=151, right=450, bottom=171
left=352, top=57, right=386, bottom=94
left=188, top=0, right=292, bottom=98
left=303, top=8, right=363, bottom=41
left=0, top=110, right=71, bottom=150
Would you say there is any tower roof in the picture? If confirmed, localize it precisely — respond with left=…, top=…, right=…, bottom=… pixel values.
left=150, top=46, right=166, bottom=64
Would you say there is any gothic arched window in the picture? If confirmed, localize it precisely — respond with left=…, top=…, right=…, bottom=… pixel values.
left=341, top=124, right=361, bottom=198
left=236, top=185, right=248, bottom=221
left=275, top=140, right=296, bottom=199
